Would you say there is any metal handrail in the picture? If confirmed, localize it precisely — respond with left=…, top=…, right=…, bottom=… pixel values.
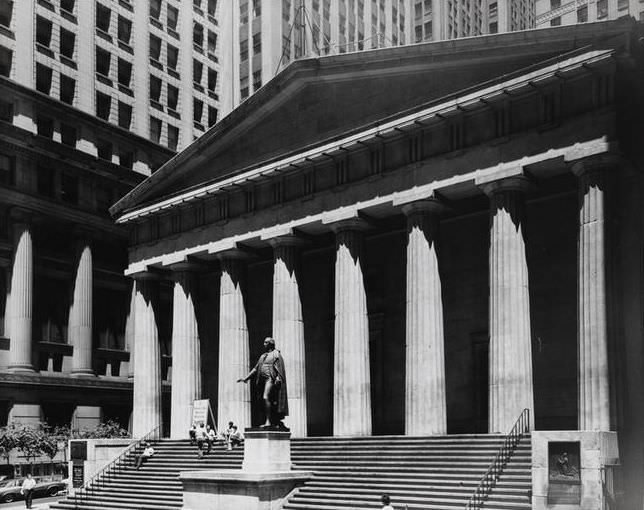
left=465, top=409, right=531, bottom=510
left=72, top=424, right=162, bottom=508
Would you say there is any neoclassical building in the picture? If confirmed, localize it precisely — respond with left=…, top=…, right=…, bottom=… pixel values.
left=112, top=19, right=644, bottom=507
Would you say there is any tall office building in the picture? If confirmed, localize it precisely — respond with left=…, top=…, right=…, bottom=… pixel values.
left=219, top=1, right=536, bottom=109
left=0, top=0, right=222, bottom=155
left=412, top=0, right=536, bottom=43
left=536, top=0, right=644, bottom=26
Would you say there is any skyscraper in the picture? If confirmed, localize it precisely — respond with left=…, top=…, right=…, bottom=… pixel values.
left=536, top=0, right=643, bottom=26
left=0, top=0, right=222, bottom=154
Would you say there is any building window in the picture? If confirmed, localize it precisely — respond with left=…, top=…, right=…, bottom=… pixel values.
left=60, top=123, right=77, bottom=147
left=240, top=39, right=248, bottom=61
left=150, top=34, right=161, bottom=61
left=37, top=116, right=54, bottom=138
left=60, top=173, right=78, bottom=204
left=149, top=0, right=161, bottom=19
left=240, top=0, right=249, bottom=24
left=96, top=47, right=111, bottom=77
left=207, top=30, right=217, bottom=54
left=577, top=5, right=588, bottom=22
left=194, top=98, right=203, bottom=123
left=167, top=44, right=179, bottom=70
left=208, top=106, right=217, bottom=126
left=117, top=58, right=132, bottom=87
left=36, top=16, right=52, bottom=48
left=252, top=70, right=261, bottom=91
left=167, top=5, right=178, bottom=30
left=0, top=154, right=15, bottom=186
left=150, top=75, right=162, bottom=103
left=208, top=68, right=217, bottom=91
left=61, top=0, right=75, bottom=13
left=96, top=139, right=112, bottom=161
left=550, top=0, right=561, bottom=7
left=119, top=150, right=134, bottom=169
left=167, top=125, right=179, bottom=150
left=0, top=46, right=10, bottom=77
left=597, top=0, right=608, bottom=18
left=117, top=15, right=131, bottom=44
left=167, top=84, right=179, bottom=111
left=96, top=3, right=111, bottom=33
left=252, top=33, right=261, bottom=55
left=37, top=166, right=55, bottom=197
left=489, top=21, right=498, bottom=34
left=414, top=25, right=422, bottom=42
left=60, top=74, right=75, bottom=104
left=150, top=117, right=162, bottom=143
left=207, top=0, right=217, bottom=16
left=60, top=28, right=75, bottom=59
left=252, top=0, right=261, bottom=18
left=240, top=76, right=249, bottom=99
left=0, top=1, right=12, bottom=28
left=617, top=0, right=628, bottom=9
left=118, top=101, right=132, bottom=129
left=96, top=91, right=111, bottom=120
left=193, top=59, right=203, bottom=84
left=0, top=99, right=13, bottom=122
left=550, top=16, right=561, bottom=26
left=36, top=63, right=53, bottom=94
left=193, top=22, right=204, bottom=48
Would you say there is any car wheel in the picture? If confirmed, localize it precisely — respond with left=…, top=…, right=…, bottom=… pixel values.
left=47, top=486, right=59, bottom=496
left=2, top=493, right=16, bottom=503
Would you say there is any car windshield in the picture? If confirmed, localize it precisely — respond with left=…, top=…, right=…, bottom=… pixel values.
left=0, top=479, right=16, bottom=488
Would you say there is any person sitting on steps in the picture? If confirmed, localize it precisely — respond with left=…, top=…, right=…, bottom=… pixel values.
left=135, top=442, right=155, bottom=470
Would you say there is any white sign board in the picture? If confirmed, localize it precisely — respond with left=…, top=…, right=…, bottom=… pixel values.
left=192, top=399, right=210, bottom=426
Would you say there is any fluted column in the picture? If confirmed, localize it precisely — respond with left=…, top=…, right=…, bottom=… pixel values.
left=69, top=241, right=94, bottom=376
left=124, top=282, right=136, bottom=378
left=132, top=277, right=162, bottom=438
left=484, top=177, right=534, bottom=433
left=170, top=271, right=201, bottom=439
left=270, top=236, right=307, bottom=437
left=218, top=256, right=251, bottom=430
left=8, top=217, right=34, bottom=372
left=573, top=159, right=611, bottom=431
left=332, top=219, right=371, bottom=436
left=403, top=200, right=447, bottom=435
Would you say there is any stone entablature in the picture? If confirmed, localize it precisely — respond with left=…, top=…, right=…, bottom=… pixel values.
left=119, top=49, right=617, bottom=270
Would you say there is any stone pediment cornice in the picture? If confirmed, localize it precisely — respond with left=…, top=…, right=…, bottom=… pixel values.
left=115, top=48, right=617, bottom=226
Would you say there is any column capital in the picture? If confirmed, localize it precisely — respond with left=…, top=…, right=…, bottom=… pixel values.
left=478, top=175, right=535, bottom=197
left=401, top=198, right=445, bottom=217
left=570, top=154, right=620, bottom=177
left=216, top=248, right=255, bottom=261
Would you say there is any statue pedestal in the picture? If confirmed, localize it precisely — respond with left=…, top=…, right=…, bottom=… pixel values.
left=179, top=429, right=313, bottom=510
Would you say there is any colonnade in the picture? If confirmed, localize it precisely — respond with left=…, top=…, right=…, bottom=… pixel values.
left=126, top=157, right=613, bottom=437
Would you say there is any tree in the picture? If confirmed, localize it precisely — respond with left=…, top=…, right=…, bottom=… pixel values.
left=11, top=423, right=46, bottom=466
left=0, top=425, right=18, bottom=465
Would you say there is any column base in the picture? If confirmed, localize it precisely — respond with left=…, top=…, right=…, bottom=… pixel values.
left=71, top=369, right=96, bottom=377
left=7, top=364, right=35, bottom=373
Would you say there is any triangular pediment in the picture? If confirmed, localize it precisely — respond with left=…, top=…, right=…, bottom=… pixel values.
left=112, top=19, right=636, bottom=218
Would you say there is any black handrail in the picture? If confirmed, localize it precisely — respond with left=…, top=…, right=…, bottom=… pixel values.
left=72, top=424, right=162, bottom=509
left=465, top=408, right=531, bottom=510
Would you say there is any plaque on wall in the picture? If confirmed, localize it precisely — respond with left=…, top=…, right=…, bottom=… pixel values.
left=547, top=441, right=581, bottom=505
left=70, top=440, right=87, bottom=461
left=72, top=460, right=84, bottom=489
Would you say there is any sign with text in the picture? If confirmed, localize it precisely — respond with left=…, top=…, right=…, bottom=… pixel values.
left=72, top=461, right=84, bottom=489
left=191, top=399, right=211, bottom=426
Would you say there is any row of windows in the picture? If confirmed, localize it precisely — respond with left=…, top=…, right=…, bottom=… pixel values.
left=240, top=0, right=262, bottom=25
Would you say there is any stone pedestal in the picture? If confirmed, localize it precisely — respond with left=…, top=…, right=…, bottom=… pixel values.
left=179, top=430, right=312, bottom=510
left=532, top=430, right=619, bottom=510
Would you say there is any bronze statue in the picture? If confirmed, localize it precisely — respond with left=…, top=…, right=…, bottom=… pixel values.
left=237, top=337, right=289, bottom=429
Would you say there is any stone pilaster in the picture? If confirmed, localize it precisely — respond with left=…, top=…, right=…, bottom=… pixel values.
left=7, top=217, right=34, bottom=372
left=332, top=219, right=371, bottom=436
left=132, top=277, right=162, bottom=438
left=573, top=159, right=611, bottom=431
left=170, top=270, right=201, bottom=439
left=484, top=177, right=534, bottom=433
left=69, top=241, right=94, bottom=376
left=270, top=236, right=307, bottom=437
left=218, top=256, right=251, bottom=431
left=402, top=199, right=447, bottom=436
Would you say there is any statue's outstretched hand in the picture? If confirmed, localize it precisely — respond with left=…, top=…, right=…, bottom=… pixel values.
left=237, top=378, right=246, bottom=383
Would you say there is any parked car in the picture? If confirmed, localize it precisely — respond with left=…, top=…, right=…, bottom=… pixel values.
left=0, top=476, right=67, bottom=503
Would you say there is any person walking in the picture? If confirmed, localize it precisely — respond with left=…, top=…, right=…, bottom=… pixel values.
left=20, top=473, right=36, bottom=509
left=188, top=423, right=197, bottom=445
left=195, top=422, right=207, bottom=458
left=227, top=425, right=243, bottom=450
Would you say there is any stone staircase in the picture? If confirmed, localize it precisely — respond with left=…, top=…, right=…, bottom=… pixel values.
left=50, top=434, right=532, bottom=510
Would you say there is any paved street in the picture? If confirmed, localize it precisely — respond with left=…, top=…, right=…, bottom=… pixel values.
left=0, top=495, right=59, bottom=509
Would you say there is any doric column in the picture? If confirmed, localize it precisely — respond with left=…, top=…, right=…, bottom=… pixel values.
left=7, top=212, right=34, bottom=372
left=483, top=176, right=534, bottom=433
left=132, top=277, right=162, bottom=438
left=573, top=158, right=612, bottom=431
left=69, top=240, right=94, bottom=376
left=217, top=256, right=251, bottom=431
left=124, top=282, right=136, bottom=378
left=170, top=270, right=201, bottom=439
left=403, top=199, right=447, bottom=436
left=332, top=219, right=371, bottom=436
left=269, top=236, right=307, bottom=437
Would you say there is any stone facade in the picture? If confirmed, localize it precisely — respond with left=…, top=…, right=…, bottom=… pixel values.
left=113, top=20, right=644, bottom=509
